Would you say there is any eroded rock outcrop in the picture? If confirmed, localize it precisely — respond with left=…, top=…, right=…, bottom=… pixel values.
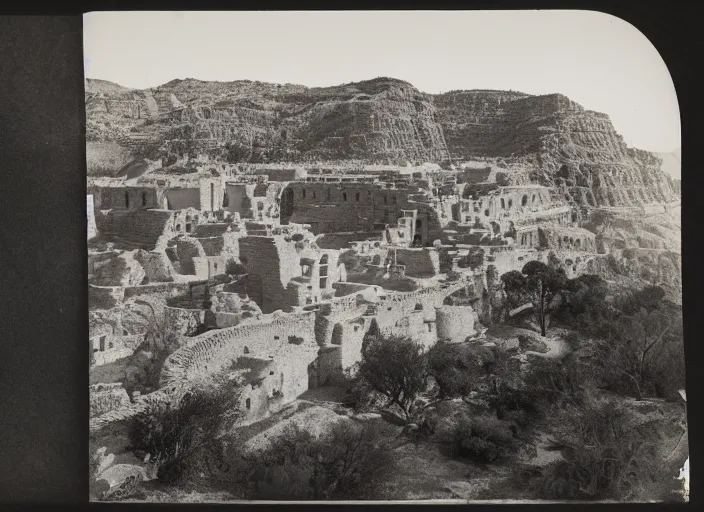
left=87, top=77, right=450, bottom=164
left=433, top=91, right=679, bottom=209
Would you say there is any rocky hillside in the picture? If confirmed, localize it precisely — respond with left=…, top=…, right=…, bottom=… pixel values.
left=85, top=77, right=678, bottom=211
left=433, top=91, right=679, bottom=209
left=85, top=77, right=450, bottom=163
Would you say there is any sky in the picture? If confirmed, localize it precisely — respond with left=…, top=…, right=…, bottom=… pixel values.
left=83, top=10, right=680, bottom=156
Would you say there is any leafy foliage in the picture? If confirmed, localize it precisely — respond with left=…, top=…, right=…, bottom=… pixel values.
left=357, top=334, right=428, bottom=422
left=229, top=421, right=396, bottom=500
left=443, top=412, right=517, bottom=463
left=127, top=372, right=243, bottom=484
left=427, top=343, right=483, bottom=398
left=536, top=396, right=663, bottom=501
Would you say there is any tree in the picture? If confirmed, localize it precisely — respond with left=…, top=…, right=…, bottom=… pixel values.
left=127, top=370, right=244, bottom=483
left=357, top=334, right=428, bottom=422
left=230, top=421, right=396, bottom=500
left=500, top=270, right=526, bottom=310
left=612, top=307, right=676, bottom=400
left=427, top=343, right=483, bottom=398
left=521, top=260, right=568, bottom=336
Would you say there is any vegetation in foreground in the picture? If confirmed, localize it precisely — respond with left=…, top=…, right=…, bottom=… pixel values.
left=93, top=278, right=686, bottom=502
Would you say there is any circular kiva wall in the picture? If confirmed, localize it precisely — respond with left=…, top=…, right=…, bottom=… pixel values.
left=435, top=305, right=477, bottom=343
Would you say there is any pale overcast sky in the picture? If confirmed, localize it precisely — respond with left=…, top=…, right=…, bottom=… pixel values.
left=83, top=10, right=680, bottom=154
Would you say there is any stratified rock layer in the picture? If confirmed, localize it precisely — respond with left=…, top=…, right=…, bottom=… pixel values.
left=433, top=91, right=679, bottom=209
left=86, top=77, right=450, bottom=164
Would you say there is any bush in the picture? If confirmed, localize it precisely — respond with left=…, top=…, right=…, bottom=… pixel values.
left=427, top=343, right=483, bottom=399
left=535, top=396, right=663, bottom=501
left=358, top=334, right=428, bottom=421
left=229, top=421, right=396, bottom=500
left=445, top=412, right=516, bottom=463
left=127, top=371, right=243, bottom=484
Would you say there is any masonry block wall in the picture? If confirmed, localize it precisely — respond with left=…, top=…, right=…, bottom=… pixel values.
left=164, top=306, right=207, bottom=336
left=436, top=305, right=477, bottom=343
left=159, top=311, right=318, bottom=404
left=199, top=178, right=225, bottom=212
left=96, top=186, right=163, bottom=210
left=281, top=182, right=445, bottom=245
left=90, top=383, right=131, bottom=418
left=134, top=250, right=175, bottom=283
left=98, top=209, right=175, bottom=249
left=239, top=236, right=292, bottom=313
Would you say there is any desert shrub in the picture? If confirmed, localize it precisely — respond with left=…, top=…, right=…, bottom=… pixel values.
left=343, top=366, right=386, bottom=412
left=357, top=334, right=428, bottom=422
left=535, top=396, right=663, bottom=501
left=427, top=343, right=483, bottom=399
left=444, top=412, right=516, bottom=463
left=230, top=421, right=396, bottom=500
left=127, top=372, right=243, bottom=484
left=523, top=355, right=585, bottom=406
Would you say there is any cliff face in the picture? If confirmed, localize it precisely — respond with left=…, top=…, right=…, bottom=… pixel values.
left=85, top=78, right=678, bottom=211
left=433, top=91, right=679, bottom=209
left=85, top=77, right=449, bottom=164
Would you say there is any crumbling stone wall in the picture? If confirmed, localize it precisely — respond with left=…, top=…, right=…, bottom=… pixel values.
left=281, top=182, right=445, bottom=244
left=538, top=226, right=596, bottom=252
left=90, top=383, right=131, bottom=418
left=435, top=305, right=477, bottom=343
left=198, top=177, right=225, bottom=212
left=169, top=237, right=206, bottom=275
left=159, top=311, right=318, bottom=404
left=165, top=188, right=201, bottom=210
left=97, top=209, right=175, bottom=250
left=96, top=186, right=163, bottom=210
left=164, top=306, right=206, bottom=336
left=133, top=249, right=174, bottom=283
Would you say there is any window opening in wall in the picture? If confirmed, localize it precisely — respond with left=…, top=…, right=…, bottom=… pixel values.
left=522, top=195, right=528, bottom=206
left=392, top=195, right=397, bottom=204
left=343, top=192, right=347, bottom=201
left=302, top=189, right=306, bottom=199
left=501, top=198, right=505, bottom=209
left=508, top=199, right=513, bottom=209
left=270, top=371, right=275, bottom=375
left=484, top=209, right=490, bottom=217
left=210, top=183, right=215, bottom=211
left=274, top=336, right=280, bottom=340
left=176, top=224, right=182, bottom=231
left=355, top=192, right=360, bottom=202
left=384, top=195, right=387, bottom=204
left=125, top=191, right=130, bottom=208
left=109, top=342, right=113, bottom=349
left=246, top=398, right=251, bottom=410
left=244, top=346, right=249, bottom=354
left=532, top=195, right=536, bottom=203
left=186, top=223, right=192, bottom=233
left=99, top=336, right=106, bottom=352
left=312, top=190, right=316, bottom=199
left=427, top=323, right=433, bottom=332
left=142, top=192, right=147, bottom=207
